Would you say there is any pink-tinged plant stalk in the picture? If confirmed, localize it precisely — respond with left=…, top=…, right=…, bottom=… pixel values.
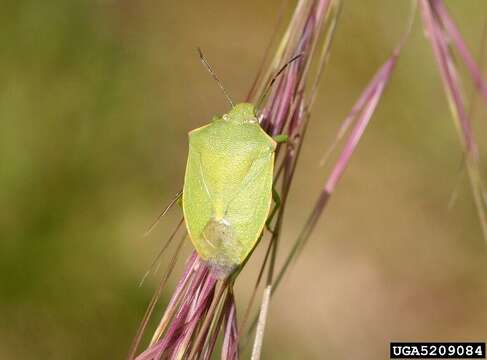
left=246, top=8, right=415, bottom=356
left=419, top=0, right=487, bottom=241
left=129, top=1, right=487, bottom=359
left=270, top=39, right=409, bottom=297
left=129, top=0, right=342, bottom=358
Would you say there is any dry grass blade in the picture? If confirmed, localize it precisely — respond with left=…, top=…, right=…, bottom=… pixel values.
left=431, top=0, right=487, bottom=103
left=139, top=217, right=184, bottom=287
left=143, top=190, right=182, bottom=237
left=246, top=2, right=415, bottom=342
left=128, top=233, right=186, bottom=360
left=247, top=0, right=291, bottom=102
left=249, top=0, right=341, bottom=358
left=420, top=0, right=487, bottom=242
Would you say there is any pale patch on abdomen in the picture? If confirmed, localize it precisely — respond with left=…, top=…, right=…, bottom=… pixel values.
left=200, top=217, right=242, bottom=279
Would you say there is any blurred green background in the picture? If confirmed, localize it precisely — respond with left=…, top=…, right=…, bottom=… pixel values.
left=1, top=0, right=486, bottom=359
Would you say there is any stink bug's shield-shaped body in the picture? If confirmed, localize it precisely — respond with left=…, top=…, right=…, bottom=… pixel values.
left=183, top=103, right=276, bottom=279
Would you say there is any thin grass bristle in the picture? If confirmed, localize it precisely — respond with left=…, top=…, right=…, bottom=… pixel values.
left=420, top=0, right=487, bottom=242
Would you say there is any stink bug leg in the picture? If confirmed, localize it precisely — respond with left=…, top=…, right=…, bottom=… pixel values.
left=273, top=134, right=288, bottom=144
left=265, top=187, right=281, bottom=234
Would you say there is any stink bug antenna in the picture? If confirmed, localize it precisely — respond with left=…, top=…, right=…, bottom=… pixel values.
left=256, top=53, right=304, bottom=112
left=197, top=47, right=234, bottom=107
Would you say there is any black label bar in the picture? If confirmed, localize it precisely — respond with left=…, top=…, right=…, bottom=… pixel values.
left=390, top=342, right=486, bottom=359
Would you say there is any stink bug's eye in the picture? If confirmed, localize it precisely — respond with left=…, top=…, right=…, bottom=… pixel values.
left=226, top=103, right=257, bottom=123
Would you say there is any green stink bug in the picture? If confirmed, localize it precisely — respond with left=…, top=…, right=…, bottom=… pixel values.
left=181, top=49, right=299, bottom=279
left=183, top=102, right=276, bottom=279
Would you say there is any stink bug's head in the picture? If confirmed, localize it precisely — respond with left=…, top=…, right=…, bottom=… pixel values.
left=197, top=49, right=257, bottom=124
left=226, top=103, right=257, bottom=124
